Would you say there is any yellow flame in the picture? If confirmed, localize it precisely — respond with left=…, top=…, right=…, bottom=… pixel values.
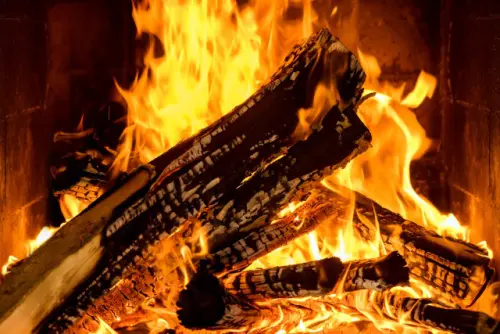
left=1, top=256, right=19, bottom=276
left=59, top=194, right=87, bottom=221
left=26, top=226, right=60, bottom=256
left=91, top=318, right=116, bottom=334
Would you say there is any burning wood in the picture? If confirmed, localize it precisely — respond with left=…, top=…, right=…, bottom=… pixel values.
left=352, top=195, right=495, bottom=307
left=338, top=291, right=500, bottom=334
left=201, top=188, right=340, bottom=274
left=0, top=28, right=370, bottom=334
left=176, top=252, right=409, bottom=330
left=222, top=251, right=409, bottom=300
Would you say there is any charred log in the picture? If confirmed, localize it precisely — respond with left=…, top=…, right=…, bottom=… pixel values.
left=200, top=186, right=346, bottom=274
left=223, top=251, right=408, bottom=300
left=177, top=252, right=408, bottom=330
left=0, top=29, right=368, bottom=334
left=339, top=291, right=500, bottom=334
left=352, top=196, right=494, bottom=307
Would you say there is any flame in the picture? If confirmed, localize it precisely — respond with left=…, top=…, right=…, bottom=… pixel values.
left=91, top=318, right=116, bottom=334
left=26, top=226, right=60, bottom=256
left=1, top=256, right=19, bottom=276
left=59, top=194, right=87, bottom=221
left=113, top=0, right=316, bottom=175
left=4, top=1, right=495, bottom=333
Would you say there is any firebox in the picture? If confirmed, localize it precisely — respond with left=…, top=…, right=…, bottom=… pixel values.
left=0, top=0, right=498, bottom=333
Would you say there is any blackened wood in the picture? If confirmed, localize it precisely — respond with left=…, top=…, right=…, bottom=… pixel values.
left=202, top=104, right=371, bottom=253
left=353, top=196, right=494, bottom=307
left=177, top=253, right=408, bottom=330
left=339, top=291, right=500, bottom=334
left=223, top=251, right=408, bottom=300
left=200, top=187, right=342, bottom=274
left=40, top=29, right=369, bottom=333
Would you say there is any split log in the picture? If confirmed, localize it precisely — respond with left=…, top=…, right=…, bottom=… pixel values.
left=0, top=166, right=156, bottom=334
left=177, top=252, right=408, bottom=330
left=352, top=196, right=494, bottom=307
left=8, top=28, right=368, bottom=333
left=200, top=186, right=344, bottom=274
left=223, top=251, right=409, bottom=300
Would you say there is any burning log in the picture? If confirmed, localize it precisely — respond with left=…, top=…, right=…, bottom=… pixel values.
left=0, top=29, right=369, bottom=334
left=0, top=166, right=156, bottom=334
left=47, top=101, right=369, bottom=333
left=338, top=291, right=500, bottom=334
left=177, top=252, right=409, bottom=330
left=200, top=188, right=341, bottom=274
left=352, top=196, right=494, bottom=307
left=223, top=251, right=409, bottom=300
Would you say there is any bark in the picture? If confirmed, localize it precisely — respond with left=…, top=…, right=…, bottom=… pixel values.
left=352, top=196, right=494, bottom=307
left=339, top=291, right=500, bottom=334
left=200, top=186, right=344, bottom=274
left=223, top=251, right=408, bottom=300
left=177, top=252, right=408, bottom=329
left=28, top=29, right=369, bottom=333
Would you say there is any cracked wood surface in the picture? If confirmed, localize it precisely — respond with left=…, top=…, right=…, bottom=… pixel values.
left=34, top=29, right=369, bottom=333
left=352, top=196, right=494, bottom=307
left=338, top=291, right=500, bottom=334
left=177, top=253, right=408, bottom=330
left=223, top=251, right=409, bottom=300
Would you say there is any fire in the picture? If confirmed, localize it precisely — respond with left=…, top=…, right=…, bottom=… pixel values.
left=2, top=0, right=496, bottom=333
left=59, top=194, right=87, bottom=221
left=91, top=318, right=116, bottom=334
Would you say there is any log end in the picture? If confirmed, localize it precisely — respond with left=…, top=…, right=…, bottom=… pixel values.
left=375, top=251, right=410, bottom=288
left=176, top=271, right=226, bottom=328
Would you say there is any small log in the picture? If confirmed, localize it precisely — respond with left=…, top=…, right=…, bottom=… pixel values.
left=178, top=270, right=499, bottom=333
left=177, top=252, right=408, bottom=330
left=223, top=251, right=409, bottom=300
left=352, top=196, right=494, bottom=307
left=34, top=29, right=368, bottom=333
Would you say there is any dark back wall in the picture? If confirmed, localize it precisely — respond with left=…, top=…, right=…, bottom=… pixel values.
left=0, top=1, right=49, bottom=265
left=441, top=0, right=500, bottom=272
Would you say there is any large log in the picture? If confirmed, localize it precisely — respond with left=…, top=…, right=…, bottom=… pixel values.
left=0, top=166, right=156, bottom=334
left=352, top=196, right=494, bottom=307
left=15, top=29, right=369, bottom=333
left=177, top=252, right=408, bottom=330
left=47, top=102, right=369, bottom=333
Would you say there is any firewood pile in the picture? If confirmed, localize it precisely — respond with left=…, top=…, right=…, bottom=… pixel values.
left=0, top=29, right=498, bottom=334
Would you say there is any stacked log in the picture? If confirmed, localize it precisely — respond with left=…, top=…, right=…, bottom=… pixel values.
left=0, top=28, right=370, bottom=334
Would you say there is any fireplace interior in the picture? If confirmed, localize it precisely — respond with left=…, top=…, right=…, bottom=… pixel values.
left=0, top=0, right=499, bottom=333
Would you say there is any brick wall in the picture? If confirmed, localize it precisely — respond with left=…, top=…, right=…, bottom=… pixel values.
left=441, top=0, right=500, bottom=272
left=0, top=0, right=135, bottom=265
left=0, top=1, right=50, bottom=265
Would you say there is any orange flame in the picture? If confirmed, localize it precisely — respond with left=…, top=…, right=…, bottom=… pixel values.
left=3, top=1, right=496, bottom=333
